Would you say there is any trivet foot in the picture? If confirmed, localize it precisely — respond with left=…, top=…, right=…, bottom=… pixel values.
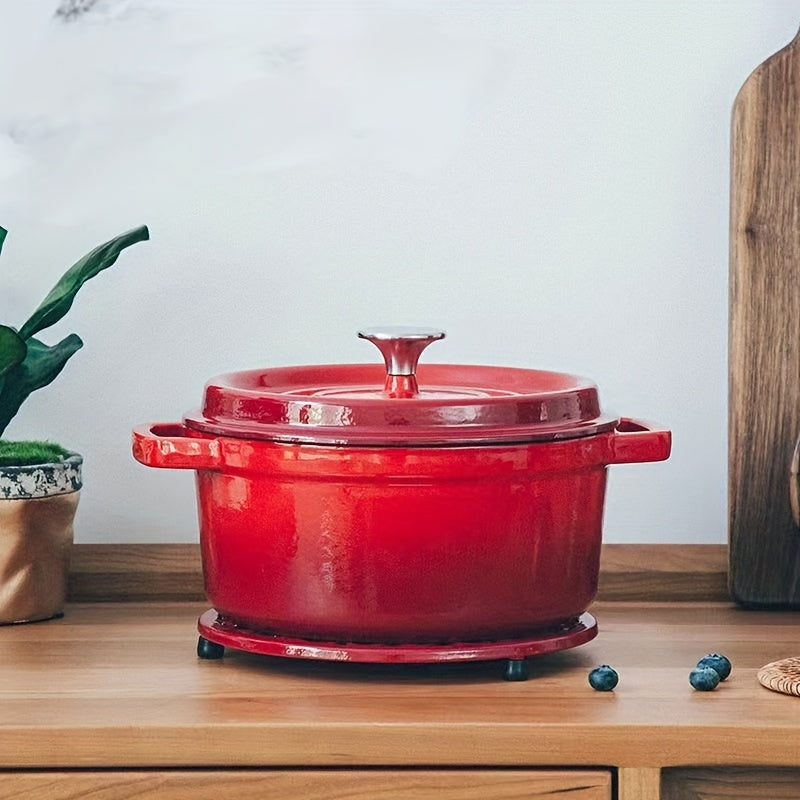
left=197, top=635, right=225, bottom=660
left=504, top=658, right=529, bottom=681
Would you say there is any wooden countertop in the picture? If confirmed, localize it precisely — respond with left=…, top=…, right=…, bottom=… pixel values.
left=3, top=601, right=800, bottom=771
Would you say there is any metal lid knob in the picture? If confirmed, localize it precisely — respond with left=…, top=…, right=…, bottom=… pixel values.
left=358, top=326, right=445, bottom=398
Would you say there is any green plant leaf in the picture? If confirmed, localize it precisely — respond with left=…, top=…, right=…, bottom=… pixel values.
left=0, top=334, right=83, bottom=437
left=0, top=226, right=7, bottom=258
left=18, top=224, right=149, bottom=341
left=0, top=325, right=26, bottom=379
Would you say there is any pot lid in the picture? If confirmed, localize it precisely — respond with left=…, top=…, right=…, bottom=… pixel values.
left=183, top=327, right=618, bottom=446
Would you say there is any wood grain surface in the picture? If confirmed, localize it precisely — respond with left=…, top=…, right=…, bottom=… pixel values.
left=662, top=767, right=800, bottom=800
left=0, top=770, right=611, bottom=800
left=2, top=601, right=800, bottom=774
left=66, top=542, right=730, bottom=603
left=68, top=543, right=205, bottom=601
left=597, top=544, right=728, bottom=601
left=617, top=768, right=661, bottom=800
left=729, top=29, right=800, bottom=605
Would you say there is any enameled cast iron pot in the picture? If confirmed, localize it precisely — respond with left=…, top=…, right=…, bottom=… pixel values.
left=133, top=328, right=670, bottom=644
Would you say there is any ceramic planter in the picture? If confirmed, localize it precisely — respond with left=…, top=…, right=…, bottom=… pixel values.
left=0, top=454, right=82, bottom=624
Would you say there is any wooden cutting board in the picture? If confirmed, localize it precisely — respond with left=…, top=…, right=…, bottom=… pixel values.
left=729, top=28, right=800, bottom=606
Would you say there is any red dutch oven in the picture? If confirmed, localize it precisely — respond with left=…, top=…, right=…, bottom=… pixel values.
left=133, top=327, right=670, bottom=649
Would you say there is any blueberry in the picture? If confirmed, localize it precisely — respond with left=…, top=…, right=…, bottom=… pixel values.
left=588, top=665, right=619, bottom=691
left=689, top=666, right=720, bottom=691
left=696, top=653, right=731, bottom=681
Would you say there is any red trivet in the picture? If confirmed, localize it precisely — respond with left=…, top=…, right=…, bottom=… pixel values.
left=197, top=609, right=597, bottom=680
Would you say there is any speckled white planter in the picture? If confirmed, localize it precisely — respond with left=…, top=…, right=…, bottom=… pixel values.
left=0, top=454, right=82, bottom=624
left=0, top=454, right=82, bottom=500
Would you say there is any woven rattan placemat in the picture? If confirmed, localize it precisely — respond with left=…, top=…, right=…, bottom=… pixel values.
left=757, top=657, right=800, bottom=696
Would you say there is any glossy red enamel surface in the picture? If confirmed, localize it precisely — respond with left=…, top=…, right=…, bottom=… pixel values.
left=132, top=325, right=671, bottom=646
left=184, top=363, right=618, bottom=445
left=132, top=420, right=671, bottom=644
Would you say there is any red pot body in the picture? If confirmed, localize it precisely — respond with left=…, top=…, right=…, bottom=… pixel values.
left=133, top=420, right=669, bottom=643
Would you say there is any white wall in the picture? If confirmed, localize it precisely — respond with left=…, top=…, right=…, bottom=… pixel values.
left=0, top=1, right=796, bottom=544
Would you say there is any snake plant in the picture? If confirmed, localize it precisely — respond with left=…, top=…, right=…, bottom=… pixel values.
left=0, top=225, right=149, bottom=453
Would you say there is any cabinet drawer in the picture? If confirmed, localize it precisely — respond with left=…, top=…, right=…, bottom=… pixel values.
left=0, top=769, right=611, bottom=799
left=662, top=767, right=800, bottom=799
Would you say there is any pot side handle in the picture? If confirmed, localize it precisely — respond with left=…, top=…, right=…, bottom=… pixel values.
left=132, top=423, right=222, bottom=470
left=609, top=418, right=672, bottom=465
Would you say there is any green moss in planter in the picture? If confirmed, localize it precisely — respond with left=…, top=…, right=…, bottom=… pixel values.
left=0, top=440, right=71, bottom=467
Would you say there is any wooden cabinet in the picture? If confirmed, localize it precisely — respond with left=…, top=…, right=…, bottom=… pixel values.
left=0, top=770, right=611, bottom=800
left=3, top=600, right=800, bottom=800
